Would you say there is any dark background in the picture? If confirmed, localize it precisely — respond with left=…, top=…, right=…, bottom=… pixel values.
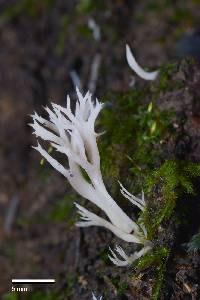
left=0, top=1, right=200, bottom=299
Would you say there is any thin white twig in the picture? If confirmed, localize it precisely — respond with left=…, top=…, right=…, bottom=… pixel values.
left=4, top=194, right=19, bottom=234
left=88, top=54, right=101, bottom=94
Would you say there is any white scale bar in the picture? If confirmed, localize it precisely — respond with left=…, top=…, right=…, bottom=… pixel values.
left=12, top=279, right=55, bottom=283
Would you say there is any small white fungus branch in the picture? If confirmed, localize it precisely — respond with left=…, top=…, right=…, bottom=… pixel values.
left=92, top=292, right=102, bottom=300
left=108, top=243, right=152, bottom=267
left=118, top=181, right=145, bottom=211
left=126, top=44, right=159, bottom=81
left=88, top=18, right=101, bottom=41
left=30, top=88, right=152, bottom=266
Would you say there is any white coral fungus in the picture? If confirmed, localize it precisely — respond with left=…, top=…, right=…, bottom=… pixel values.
left=92, top=292, right=102, bottom=300
left=108, top=244, right=152, bottom=267
left=30, top=88, right=152, bottom=266
left=126, top=44, right=159, bottom=80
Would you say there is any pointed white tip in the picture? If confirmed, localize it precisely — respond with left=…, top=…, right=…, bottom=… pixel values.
left=126, top=44, right=159, bottom=81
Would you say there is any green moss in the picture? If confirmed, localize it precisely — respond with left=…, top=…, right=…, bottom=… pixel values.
left=76, top=0, right=104, bottom=14
left=130, top=247, right=169, bottom=300
left=77, top=25, right=93, bottom=39
left=99, top=91, right=174, bottom=200
left=147, top=160, right=200, bottom=199
left=132, top=247, right=169, bottom=270
left=0, top=0, right=54, bottom=23
left=16, top=194, right=76, bottom=228
left=99, top=68, right=200, bottom=297
left=98, top=59, right=200, bottom=297
left=151, top=259, right=167, bottom=300
left=110, top=277, right=129, bottom=296
left=192, top=0, right=200, bottom=3
left=2, top=291, right=58, bottom=300
left=152, top=59, right=196, bottom=96
left=147, top=2, right=161, bottom=11
left=169, top=8, right=192, bottom=24
left=64, top=274, right=77, bottom=297
left=37, top=165, right=51, bottom=182
left=117, top=281, right=129, bottom=295
left=153, top=62, right=178, bottom=94
left=135, top=13, right=145, bottom=23
left=141, top=160, right=200, bottom=238
left=30, top=291, right=58, bottom=300
left=49, top=194, right=75, bottom=224
left=99, top=247, right=111, bottom=264
left=2, top=293, right=18, bottom=300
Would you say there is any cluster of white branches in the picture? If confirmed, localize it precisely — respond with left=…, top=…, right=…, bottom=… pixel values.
left=30, top=44, right=158, bottom=267
left=30, top=87, right=152, bottom=266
